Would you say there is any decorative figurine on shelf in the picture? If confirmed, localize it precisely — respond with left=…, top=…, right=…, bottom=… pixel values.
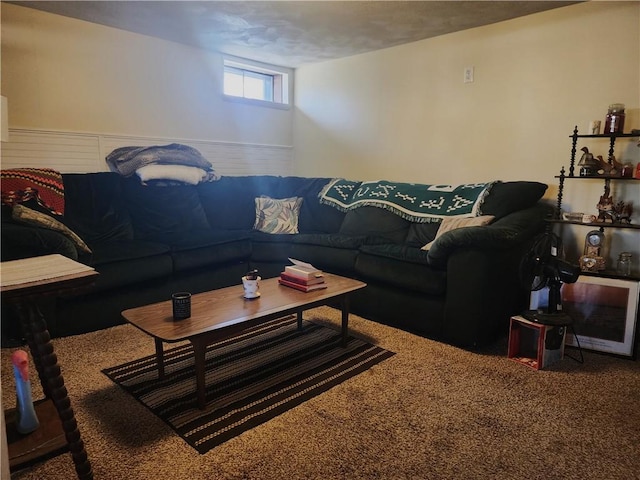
left=595, top=154, right=625, bottom=176
left=578, top=147, right=598, bottom=176
left=11, top=350, right=40, bottom=434
left=595, top=182, right=633, bottom=224
left=596, top=190, right=616, bottom=223
left=614, top=201, right=633, bottom=224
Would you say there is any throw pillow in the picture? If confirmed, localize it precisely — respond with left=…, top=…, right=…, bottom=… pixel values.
left=479, top=181, right=547, bottom=219
left=421, top=215, right=495, bottom=251
left=12, top=204, right=92, bottom=254
left=254, top=196, right=303, bottom=234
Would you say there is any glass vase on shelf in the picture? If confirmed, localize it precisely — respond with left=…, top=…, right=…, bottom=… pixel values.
left=604, top=103, right=625, bottom=134
left=616, top=252, right=632, bottom=277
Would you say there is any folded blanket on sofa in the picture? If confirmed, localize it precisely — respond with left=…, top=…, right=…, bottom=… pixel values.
left=135, top=164, right=208, bottom=185
left=319, top=179, right=494, bottom=222
left=106, top=143, right=219, bottom=182
left=0, top=167, right=65, bottom=215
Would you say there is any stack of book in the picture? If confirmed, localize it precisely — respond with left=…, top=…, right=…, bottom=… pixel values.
left=278, top=263, right=327, bottom=292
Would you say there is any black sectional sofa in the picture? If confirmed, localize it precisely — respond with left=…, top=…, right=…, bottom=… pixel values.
left=1, top=173, right=551, bottom=349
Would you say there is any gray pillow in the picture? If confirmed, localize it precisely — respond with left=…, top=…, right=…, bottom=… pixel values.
left=12, top=204, right=92, bottom=254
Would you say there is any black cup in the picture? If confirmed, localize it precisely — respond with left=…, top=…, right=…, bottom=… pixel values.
left=172, top=292, right=191, bottom=320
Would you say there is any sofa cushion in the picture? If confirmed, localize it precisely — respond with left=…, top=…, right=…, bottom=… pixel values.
left=167, top=231, right=253, bottom=272
left=11, top=204, right=92, bottom=254
left=288, top=235, right=365, bottom=275
left=63, top=172, right=134, bottom=244
left=250, top=232, right=297, bottom=264
left=292, top=233, right=371, bottom=249
left=356, top=244, right=446, bottom=296
left=421, top=215, right=495, bottom=250
left=124, top=177, right=211, bottom=241
left=479, top=181, right=547, bottom=219
left=405, top=222, right=441, bottom=248
left=254, top=196, right=303, bottom=234
left=81, top=239, right=173, bottom=291
left=84, top=239, right=171, bottom=266
left=339, top=207, right=410, bottom=244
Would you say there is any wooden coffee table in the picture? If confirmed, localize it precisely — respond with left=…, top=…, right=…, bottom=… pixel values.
left=121, top=273, right=366, bottom=409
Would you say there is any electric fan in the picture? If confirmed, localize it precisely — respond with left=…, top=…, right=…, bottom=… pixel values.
left=519, top=231, right=580, bottom=326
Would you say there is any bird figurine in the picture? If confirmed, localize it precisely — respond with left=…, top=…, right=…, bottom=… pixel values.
left=596, top=155, right=617, bottom=176
left=11, top=350, right=40, bottom=434
left=609, top=154, right=625, bottom=176
left=578, top=147, right=598, bottom=176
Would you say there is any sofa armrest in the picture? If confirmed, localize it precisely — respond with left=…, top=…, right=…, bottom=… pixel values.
left=1, top=223, right=79, bottom=261
left=427, top=204, right=552, bottom=269
left=441, top=246, right=531, bottom=347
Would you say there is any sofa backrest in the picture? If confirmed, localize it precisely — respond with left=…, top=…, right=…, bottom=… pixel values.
left=63, top=172, right=134, bottom=244
left=122, top=176, right=212, bottom=241
left=196, top=176, right=345, bottom=234
left=60, top=174, right=547, bottom=246
left=338, top=207, right=412, bottom=244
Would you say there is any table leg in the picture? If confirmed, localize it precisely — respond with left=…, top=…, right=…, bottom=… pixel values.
left=297, top=309, right=303, bottom=331
left=154, top=338, right=165, bottom=378
left=341, top=295, right=350, bottom=347
left=191, top=340, right=207, bottom=410
left=15, top=302, right=93, bottom=480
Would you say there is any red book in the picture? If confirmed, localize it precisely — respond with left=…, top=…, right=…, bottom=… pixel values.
left=278, top=278, right=328, bottom=292
left=279, top=272, right=325, bottom=285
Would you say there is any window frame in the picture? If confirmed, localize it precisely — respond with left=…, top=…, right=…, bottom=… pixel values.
left=223, top=56, right=292, bottom=110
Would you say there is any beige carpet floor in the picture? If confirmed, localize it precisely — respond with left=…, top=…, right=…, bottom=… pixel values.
left=2, top=306, right=639, bottom=480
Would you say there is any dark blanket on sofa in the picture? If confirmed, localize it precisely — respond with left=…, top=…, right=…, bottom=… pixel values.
left=319, top=178, right=493, bottom=222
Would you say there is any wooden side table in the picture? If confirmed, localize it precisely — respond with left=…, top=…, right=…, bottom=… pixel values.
left=1, top=255, right=98, bottom=479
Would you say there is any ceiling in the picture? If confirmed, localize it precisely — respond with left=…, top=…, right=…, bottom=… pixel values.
left=10, top=1, right=580, bottom=68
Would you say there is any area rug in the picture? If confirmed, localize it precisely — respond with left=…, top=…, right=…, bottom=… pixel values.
left=102, top=315, right=394, bottom=454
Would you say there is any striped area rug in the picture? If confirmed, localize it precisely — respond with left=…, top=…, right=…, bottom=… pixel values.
left=102, top=316, right=395, bottom=454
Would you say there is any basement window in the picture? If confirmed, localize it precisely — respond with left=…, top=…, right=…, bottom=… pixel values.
left=223, top=57, right=291, bottom=109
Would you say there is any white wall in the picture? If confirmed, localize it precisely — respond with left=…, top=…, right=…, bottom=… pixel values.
left=294, top=1, right=640, bottom=268
left=294, top=2, right=639, bottom=184
left=0, top=3, right=293, bottom=146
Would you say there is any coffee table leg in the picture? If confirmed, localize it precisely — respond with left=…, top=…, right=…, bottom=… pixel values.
left=154, top=338, right=164, bottom=378
left=297, top=309, right=303, bottom=331
left=341, top=295, right=350, bottom=347
left=192, top=340, right=207, bottom=410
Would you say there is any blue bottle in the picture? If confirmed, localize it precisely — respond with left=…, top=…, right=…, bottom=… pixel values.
left=11, top=350, right=40, bottom=434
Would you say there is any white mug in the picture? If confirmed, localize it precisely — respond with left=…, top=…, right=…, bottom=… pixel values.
left=242, top=276, right=261, bottom=299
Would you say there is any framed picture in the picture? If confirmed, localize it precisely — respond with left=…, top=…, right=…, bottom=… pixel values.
left=560, top=276, right=639, bottom=357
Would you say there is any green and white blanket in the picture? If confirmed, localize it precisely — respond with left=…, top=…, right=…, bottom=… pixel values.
left=319, top=179, right=494, bottom=222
